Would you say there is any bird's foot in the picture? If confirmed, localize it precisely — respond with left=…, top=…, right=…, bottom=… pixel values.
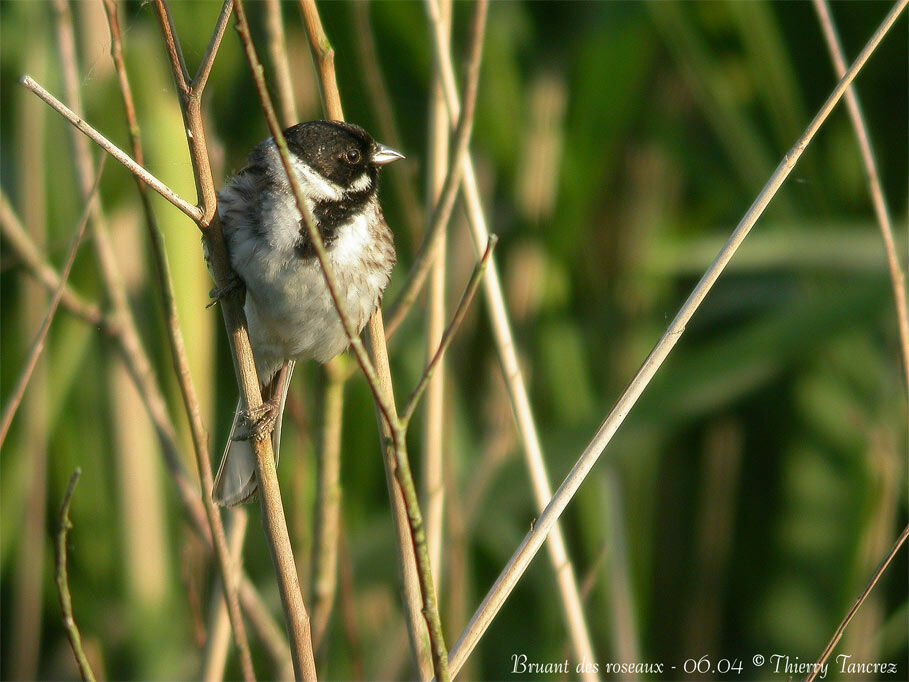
left=207, top=272, right=245, bottom=308
left=233, top=399, right=279, bottom=443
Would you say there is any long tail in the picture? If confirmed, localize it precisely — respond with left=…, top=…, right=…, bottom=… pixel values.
left=212, top=361, right=295, bottom=507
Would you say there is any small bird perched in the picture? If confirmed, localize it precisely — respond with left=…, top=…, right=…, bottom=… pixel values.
left=212, top=120, right=403, bottom=507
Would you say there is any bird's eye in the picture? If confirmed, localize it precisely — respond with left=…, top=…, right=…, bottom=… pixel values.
left=344, top=149, right=361, bottom=164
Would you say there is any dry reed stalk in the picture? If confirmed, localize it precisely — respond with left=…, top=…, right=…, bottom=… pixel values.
left=265, top=0, right=299, bottom=127
left=422, top=0, right=598, bottom=674
left=423, top=0, right=452, bottom=582
left=101, top=2, right=255, bottom=676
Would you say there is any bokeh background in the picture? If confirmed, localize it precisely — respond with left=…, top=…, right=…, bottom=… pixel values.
left=1, top=1, right=906, bottom=680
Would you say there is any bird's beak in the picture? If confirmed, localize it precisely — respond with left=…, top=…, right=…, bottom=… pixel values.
left=372, top=143, right=405, bottom=166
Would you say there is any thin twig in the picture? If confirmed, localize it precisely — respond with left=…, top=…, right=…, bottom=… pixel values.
left=804, top=523, right=909, bottom=682
left=447, top=1, right=909, bottom=674
left=304, top=4, right=435, bottom=648
left=18, top=76, right=202, bottom=222
left=401, top=236, right=497, bottom=427
left=54, top=469, right=97, bottom=682
left=155, top=0, right=190, bottom=93
left=101, top=2, right=256, bottom=678
left=0, top=157, right=105, bottom=448
left=367, top=323, right=434, bottom=682
left=192, top=0, right=234, bottom=93
left=812, top=0, right=909, bottom=397
left=151, top=0, right=221, bottom=224
left=423, top=0, right=598, bottom=674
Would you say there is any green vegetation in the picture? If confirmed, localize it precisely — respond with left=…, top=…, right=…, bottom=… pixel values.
left=1, top=1, right=905, bottom=680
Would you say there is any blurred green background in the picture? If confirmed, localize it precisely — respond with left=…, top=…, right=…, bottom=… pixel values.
left=1, top=1, right=906, bottom=680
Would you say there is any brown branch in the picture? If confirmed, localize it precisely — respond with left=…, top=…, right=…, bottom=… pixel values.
left=192, top=0, right=234, bottom=93
left=54, top=469, right=97, bottom=682
left=18, top=77, right=203, bottom=223
left=231, top=3, right=321, bottom=678
left=0, top=156, right=105, bottom=448
left=804, top=523, right=909, bottom=682
left=101, top=2, right=255, bottom=678
left=155, top=0, right=190, bottom=93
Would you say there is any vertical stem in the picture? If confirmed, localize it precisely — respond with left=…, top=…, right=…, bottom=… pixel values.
left=105, top=2, right=255, bottom=677
left=423, top=0, right=596, bottom=674
left=365, top=316, right=435, bottom=681
left=297, top=0, right=437, bottom=676
left=423, top=0, right=452, bottom=584
left=227, top=6, right=320, bottom=678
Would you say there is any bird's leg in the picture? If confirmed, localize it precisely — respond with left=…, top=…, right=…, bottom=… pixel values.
left=232, top=361, right=292, bottom=442
left=233, top=401, right=279, bottom=442
left=207, top=270, right=245, bottom=308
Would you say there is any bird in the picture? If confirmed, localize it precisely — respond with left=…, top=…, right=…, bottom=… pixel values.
left=211, top=120, right=403, bottom=507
